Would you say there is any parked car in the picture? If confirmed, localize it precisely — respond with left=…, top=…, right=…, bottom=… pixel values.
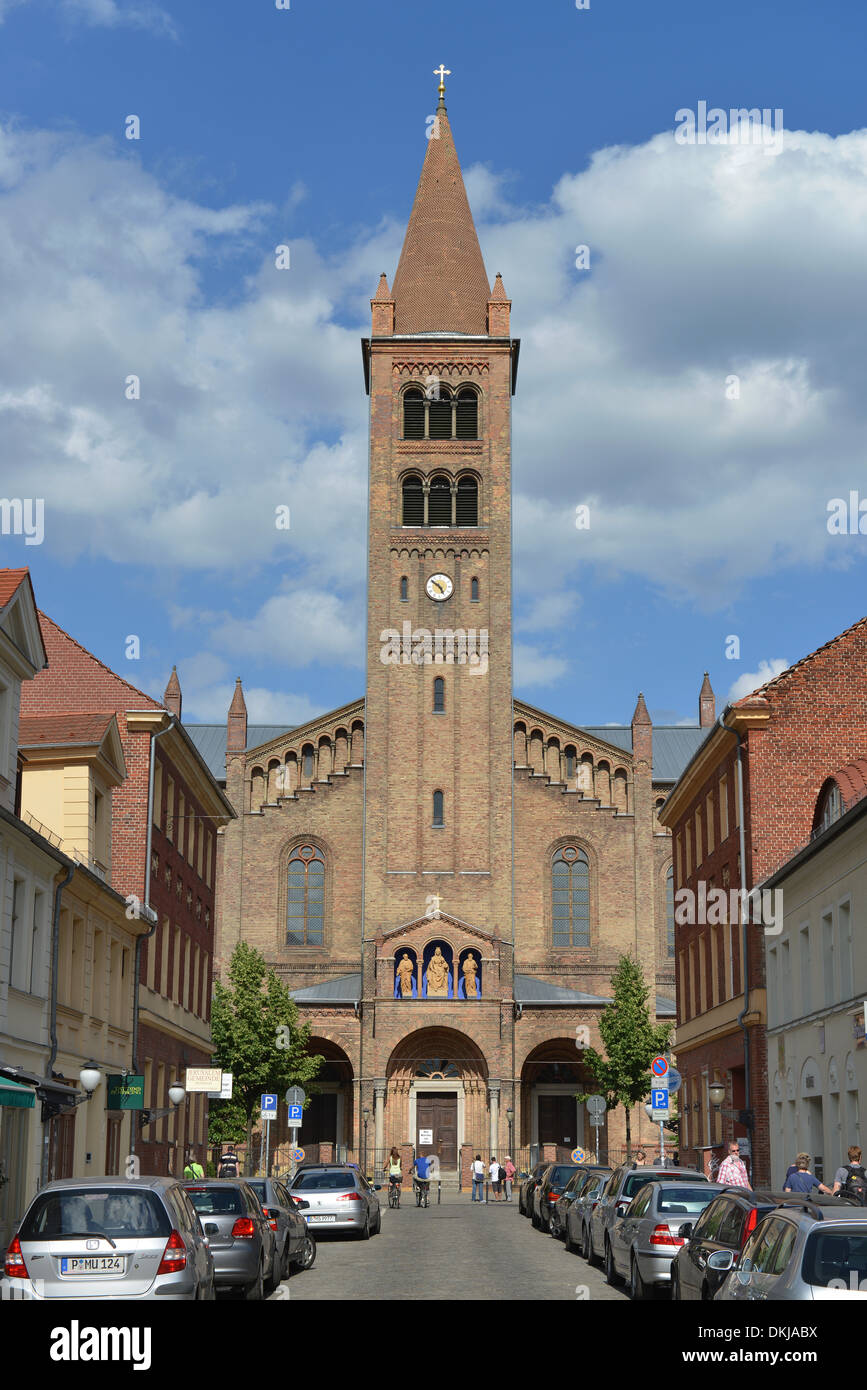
left=551, top=1166, right=607, bottom=1240
left=288, top=1163, right=382, bottom=1238
left=532, top=1163, right=581, bottom=1231
left=183, top=1178, right=277, bottom=1299
left=565, top=1168, right=613, bottom=1256
left=586, top=1163, right=709, bottom=1274
left=671, top=1187, right=781, bottom=1301
left=609, top=1181, right=726, bottom=1298
left=246, top=1177, right=316, bottom=1279
left=1, top=1175, right=215, bottom=1301
left=518, top=1162, right=550, bottom=1217
left=711, top=1195, right=867, bottom=1301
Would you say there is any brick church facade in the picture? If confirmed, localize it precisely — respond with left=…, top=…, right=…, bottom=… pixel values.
left=188, top=86, right=713, bottom=1177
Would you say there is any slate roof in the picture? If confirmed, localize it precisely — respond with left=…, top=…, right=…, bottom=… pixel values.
left=291, top=974, right=361, bottom=1004
left=185, top=724, right=296, bottom=782
left=287, top=972, right=674, bottom=1012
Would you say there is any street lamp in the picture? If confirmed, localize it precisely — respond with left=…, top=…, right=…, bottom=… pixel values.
left=708, top=1081, right=726, bottom=1108
left=506, top=1106, right=514, bottom=1157
left=79, top=1062, right=103, bottom=1094
left=139, top=1080, right=186, bottom=1131
left=362, top=1107, right=370, bottom=1180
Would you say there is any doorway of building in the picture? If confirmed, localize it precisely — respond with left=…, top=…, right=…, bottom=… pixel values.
left=538, top=1094, right=578, bottom=1147
left=416, top=1092, right=457, bottom=1169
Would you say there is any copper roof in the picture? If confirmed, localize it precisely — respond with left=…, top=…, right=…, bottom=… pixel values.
left=19, top=712, right=117, bottom=747
left=390, top=106, right=491, bottom=335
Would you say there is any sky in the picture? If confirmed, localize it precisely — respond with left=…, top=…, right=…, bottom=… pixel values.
left=1, top=0, right=866, bottom=732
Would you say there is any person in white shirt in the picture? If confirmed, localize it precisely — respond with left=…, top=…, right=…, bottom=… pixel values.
left=489, top=1156, right=502, bottom=1201
left=471, top=1154, right=485, bottom=1202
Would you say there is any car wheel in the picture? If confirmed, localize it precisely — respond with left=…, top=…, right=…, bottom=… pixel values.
left=265, top=1250, right=280, bottom=1295
left=584, top=1225, right=598, bottom=1266
left=373, top=1208, right=382, bottom=1235
left=565, top=1222, right=577, bottom=1254
left=630, top=1254, right=647, bottom=1301
left=244, top=1261, right=264, bottom=1301
left=604, top=1240, right=622, bottom=1286
left=548, top=1214, right=558, bottom=1237
left=357, top=1214, right=371, bottom=1240
left=294, top=1233, right=316, bottom=1273
left=671, top=1268, right=681, bottom=1302
left=280, top=1240, right=291, bottom=1281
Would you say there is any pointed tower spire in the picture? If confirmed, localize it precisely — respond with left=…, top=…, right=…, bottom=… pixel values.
left=487, top=272, right=511, bottom=336
left=631, top=691, right=652, bottom=764
left=699, top=672, right=716, bottom=728
left=390, top=78, right=491, bottom=335
left=227, top=677, right=247, bottom=754
left=370, top=272, right=395, bottom=335
left=163, top=665, right=182, bottom=720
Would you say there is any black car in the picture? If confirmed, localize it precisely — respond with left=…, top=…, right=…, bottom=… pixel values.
left=246, top=1178, right=316, bottom=1280
left=531, top=1163, right=582, bottom=1232
left=671, top=1188, right=781, bottom=1301
left=518, top=1162, right=550, bottom=1217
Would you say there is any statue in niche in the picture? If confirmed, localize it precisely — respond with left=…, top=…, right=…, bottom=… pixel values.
left=462, top=953, right=479, bottom=998
left=426, top=946, right=450, bottom=996
left=396, top=952, right=415, bottom=999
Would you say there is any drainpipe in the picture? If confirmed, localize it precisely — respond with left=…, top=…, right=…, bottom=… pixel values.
left=41, top=861, right=75, bottom=1188
left=129, top=719, right=173, bottom=1159
left=732, top=723, right=753, bottom=1153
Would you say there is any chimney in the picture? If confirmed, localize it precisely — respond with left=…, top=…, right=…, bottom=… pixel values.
left=631, top=692, right=652, bottom=764
left=163, top=665, right=182, bottom=720
left=699, top=672, right=716, bottom=728
left=227, top=677, right=247, bottom=754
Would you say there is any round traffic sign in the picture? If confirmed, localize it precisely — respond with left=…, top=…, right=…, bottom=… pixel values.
left=291, top=1147, right=304, bottom=1163
left=586, top=1094, right=607, bottom=1116
left=667, top=1067, right=682, bottom=1093
left=285, top=1085, right=306, bottom=1106
left=651, top=1055, right=669, bottom=1077
left=571, top=1147, right=586, bottom=1163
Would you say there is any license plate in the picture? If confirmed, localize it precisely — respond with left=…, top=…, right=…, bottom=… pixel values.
left=307, top=1215, right=336, bottom=1224
left=60, top=1256, right=124, bottom=1275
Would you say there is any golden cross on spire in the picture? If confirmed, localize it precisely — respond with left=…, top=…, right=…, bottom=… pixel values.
left=434, top=64, right=451, bottom=103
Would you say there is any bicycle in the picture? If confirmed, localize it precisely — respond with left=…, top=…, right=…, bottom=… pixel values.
left=414, top=1179, right=430, bottom=1208
left=388, top=1179, right=401, bottom=1209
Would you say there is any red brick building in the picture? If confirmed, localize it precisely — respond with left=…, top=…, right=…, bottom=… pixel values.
left=660, top=616, right=867, bottom=1186
left=189, top=86, right=712, bottom=1178
left=19, top=622, right=234, bottom=1176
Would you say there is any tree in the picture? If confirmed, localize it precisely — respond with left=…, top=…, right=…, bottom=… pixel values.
left=578, top=954, right=672, bottom=1160
left=209, top=941, right=324, bottom=1162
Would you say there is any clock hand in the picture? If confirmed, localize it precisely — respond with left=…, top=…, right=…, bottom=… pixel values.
left=432, top=580, right=444, bottom=593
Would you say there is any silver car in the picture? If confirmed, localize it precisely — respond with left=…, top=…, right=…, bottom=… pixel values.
left=289, top=1164, right=382, bottom=1238
left=587, top=1163, right=709, bottom=1273
left=609, top=1181, right=726, bottom=1299
left=183, top=1179, right=277, bottom=1299
left=564, top=1169, right=612, bottom=1254
left=711, top=1196, right=867, bottom=1301
left=0, top=1176, right=214, bottom=1301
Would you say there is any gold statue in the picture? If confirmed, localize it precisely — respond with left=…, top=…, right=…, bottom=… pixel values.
left=426, top=946, right=450, bottom=996
left=462, top=953, right=479, bottom=998
left=396, top=952, right=415, bottom=998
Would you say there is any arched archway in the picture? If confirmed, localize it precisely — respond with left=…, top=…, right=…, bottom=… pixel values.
left=520, top=1039, right=595, bottom=1157
left=286, top=1038, right=354, bottom=1163
left=385, top=1027, right=489, bottom=1171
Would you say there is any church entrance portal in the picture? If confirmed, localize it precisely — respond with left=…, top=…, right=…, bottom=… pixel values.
left=416, top=1092, right=458, bottom=1170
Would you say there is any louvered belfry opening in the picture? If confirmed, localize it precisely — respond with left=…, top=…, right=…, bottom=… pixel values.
left=455, top=387, right=478, bottom=439
left=403, top=388, right=425, bottom=439
left=428, top=476, right=452, bottom=526
left=401, top=474, right=424, bottom=525
left=428, top=386, right=453, bottom=440
left=455, top=475, right=478, bottom=526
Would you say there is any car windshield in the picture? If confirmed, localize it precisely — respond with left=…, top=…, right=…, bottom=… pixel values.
left=20, top=1189, right=171, bottom=1240
left=802, top=1228, right=867, bottom=1288
left=548, top=1166, right=578, bottom=1184
left=657, top=1187, right=719, bottom=1215
left=623, top=1173, right=705, bottom=1198
left=185, top=1186, right=245, bottom=1215
left=293, top=1171, right=356, bottom=1191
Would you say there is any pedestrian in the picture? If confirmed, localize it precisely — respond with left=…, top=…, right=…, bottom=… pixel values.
left=504, top=1155, right=516, bottom=1202
left=783, top=1152, right=809, bottom=1187
left=634, top=1147, right=646, bottom=1164
left=832, top=1145, right=867, bottom=1203
left=471, top=1153, right=485, bottom=1202
left=489, top=1155, right=501, bottom=1201
left=783, top=1154, right=832, bottom=1195
left=716, top=1140, right=751, bottom=1188
left=183, top=1151, right=204, bottom=1180
left=218, top=1145, right=240, bottom=1178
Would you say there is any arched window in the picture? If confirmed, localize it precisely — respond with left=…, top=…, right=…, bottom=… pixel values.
left=470, top=576, right=479, bottom=601
left=428, top=475, right=452, bottom=526
left=401, top=474, right=424, bottom=526
left=666, top=865, right=675, bottom=956
left=814, top=779, right=843, bottom=834
left=455, top=387, right=478, bottom=439
left=433, top=790, right=444, bottom=826
left=403, top=388, right=425, bottom=439
left=552, top=847, right=590, bottom=947
left=400, top=576, right=408, bottom=601
left=286, top=845, right=325, bottom=946
left=564, top=749, right=575, bottom=778
left=433, top=677, right=445, bottom=713
left=455, top=475, right=478, bottom=526
left=428, top=386, right=453, bottom=440
left=301, top=745, right=314, bottom=778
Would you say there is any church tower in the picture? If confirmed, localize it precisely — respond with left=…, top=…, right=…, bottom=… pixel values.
left=361, top=75, right=518, bottom=953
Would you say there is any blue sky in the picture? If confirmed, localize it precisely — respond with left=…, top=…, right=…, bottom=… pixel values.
left=1, top=0, right=866, bottom=732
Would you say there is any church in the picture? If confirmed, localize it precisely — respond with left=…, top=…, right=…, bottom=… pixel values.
left=186, top=77, right=713, bottom=1180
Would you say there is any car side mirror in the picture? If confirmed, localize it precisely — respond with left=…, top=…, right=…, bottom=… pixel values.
left=707, top=1250, right=734, bottom=1272
left=680, top=1223, right=693, bottom=1240
left=295, top=1199, right=310, bottom=1211
left=204, top=1222, right=219, bottom=1236
left=616, top=1200, right=630, bottom=1216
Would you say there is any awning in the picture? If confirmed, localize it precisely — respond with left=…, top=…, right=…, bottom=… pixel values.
left=0, top=1077, right=36, bottom=1109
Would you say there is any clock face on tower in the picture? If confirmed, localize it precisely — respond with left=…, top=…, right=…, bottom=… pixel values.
left=425, top=573, right=454, bottom=602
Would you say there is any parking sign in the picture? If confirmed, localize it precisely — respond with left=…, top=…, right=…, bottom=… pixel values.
left=260, top=1092, right=278, bottom=1120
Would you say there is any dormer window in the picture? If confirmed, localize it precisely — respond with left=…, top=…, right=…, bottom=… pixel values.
left=402, top=385, right=479, bottom=440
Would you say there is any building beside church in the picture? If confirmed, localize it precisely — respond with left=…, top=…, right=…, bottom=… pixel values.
left=188, top=83, right=714, bottom=1179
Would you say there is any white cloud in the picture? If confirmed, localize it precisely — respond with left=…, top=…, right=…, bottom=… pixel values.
left=514, top=643, right=570, bottom=688
left=212, top=590, right=365, bottom=670
left=727, top=658, right=790, bottom=702
left=0, top=0, right=177, bottom=33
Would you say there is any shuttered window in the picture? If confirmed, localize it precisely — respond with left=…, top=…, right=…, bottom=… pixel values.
left=402, top=475, right=424, bottom=525
left=455, top=388, right=478, bottom=439
left=428, top=476, right=452, bottom=526
left=428, top=388, right=453, bottom=439
left=455, top=475, right=478, bottom=526
left=403, top=389, right=425, bottom=439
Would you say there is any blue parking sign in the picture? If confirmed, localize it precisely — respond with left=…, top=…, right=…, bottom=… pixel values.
left=261, top=1093, right=278, bottom=1117
left=651, top=1088, right=668, bottom=1110
left=287, top=1104, right=302, bottom=1121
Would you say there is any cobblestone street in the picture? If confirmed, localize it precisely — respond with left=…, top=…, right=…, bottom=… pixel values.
left=275, top=1192, right=630, bottom=1302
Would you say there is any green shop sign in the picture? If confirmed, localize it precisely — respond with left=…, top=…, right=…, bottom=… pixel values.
left=106, top=1074, right=145, bottom=1111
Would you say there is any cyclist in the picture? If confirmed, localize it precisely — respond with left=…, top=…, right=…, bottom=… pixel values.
left=387, top=1147, right=403, bottom=1203
left=413, top=1151, right=432, bottom=1205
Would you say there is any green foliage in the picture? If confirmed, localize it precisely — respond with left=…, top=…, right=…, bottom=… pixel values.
left=577, top=954, right=672, bottom=1149
left=208, top=941, right=323, bottom=1147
